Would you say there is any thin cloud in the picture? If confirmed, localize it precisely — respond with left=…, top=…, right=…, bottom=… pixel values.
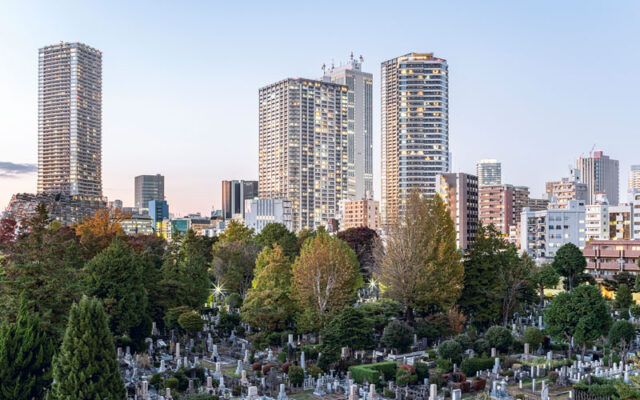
left=0, top=162, right=37, bottom=178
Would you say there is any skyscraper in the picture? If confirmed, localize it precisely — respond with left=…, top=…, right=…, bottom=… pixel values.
left=629, top=165, right=640, bottom=192
left=323, top=55, right=373, bottom=200
left=221, top=180, right=258, bottom=221
left=381, top=53, right=449, bottom=227
left=476, top=159, right=502, bottom=186
left=577, top=150, right=619, bottom=205
left=38, top=42, right=102, bottom=199
left=134, top=174, right=165, bottom=211
left=259, top=78, right=348, bottom=231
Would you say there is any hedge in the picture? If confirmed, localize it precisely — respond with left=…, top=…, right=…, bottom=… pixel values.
left=460, top=357, right=494, bottom=377
left=349, top=362, right=398, bottom=384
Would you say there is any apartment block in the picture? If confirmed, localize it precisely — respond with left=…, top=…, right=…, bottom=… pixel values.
left=436, top=172, right=478, bottom=250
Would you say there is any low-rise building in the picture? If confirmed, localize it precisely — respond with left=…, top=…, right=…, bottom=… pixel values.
left=340, top=193, right=380, bottom=232
left=545, top=169, right=589, bottom=209
left=121, top=215, right=155, bottom=235
left=244, top=198, right=293, bottom=233
left=584, top=240, right=640, bottom=278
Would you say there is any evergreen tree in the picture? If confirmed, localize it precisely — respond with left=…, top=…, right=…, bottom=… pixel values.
left=530, top=263, right=560, bottom=306
left=552, top=243, right=586, bottom=292
left=85, top=239, right=148, bottom=337
left=255, top=223, right=298, bottom=260
left=0, top=293, right=55, bottom=400
left=211, top=222, right=261, bottom=295
left=51, top=296, right=126, bottom=400
left=615, top=284, right=633, bottom=310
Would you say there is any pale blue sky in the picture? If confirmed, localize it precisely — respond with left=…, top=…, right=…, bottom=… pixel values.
left=1, top=1, right=638, bottom=216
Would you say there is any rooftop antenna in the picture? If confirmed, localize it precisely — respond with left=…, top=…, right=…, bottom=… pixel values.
left=321, top=63, right=326, bottom=74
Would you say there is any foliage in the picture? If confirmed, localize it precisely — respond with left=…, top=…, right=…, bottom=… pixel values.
left=178, top=311, right=204, bottom=334
left=574, top=377, right=619, bottom=398
left=498, top=250, right=536, bottom=326
left=615, top=284, right=634, bottom=310
left=396, top=368, right=417, bottom=386
left=242, top=245, right=296, bottom=332
left=50, top=296, right=126, bottom=400
left=415, top=361, right=430, bottom=381
left=227, top=293, right=243, bottom=309
left=460, top=357, right=494, bottom=377
left=375, top=192, right=463, bottom=322
left=608, top=320, right=635, bottom=364
left=438, top=339, right=463, bottom=364
left=288, top=365, right=304, bottom=386
left=322, top=307, right=374, bottom=352
left=85, top=239, right=148, bottom=337
left=211, top=223, right=261, bottom=296
left=529, top=263, right=560, bottom=306
left=473, top=339, right=490, bottom=356
left=337, top=227, right=378, bottom=277
left=75, top=208, right=128, bottom=259
left=485, top=326, right=512, bottom=353
left=165, top=306, right=192, bottom=331
left=552, top=243, right=586, bottom=291
left=523, top=327, right=544, bottom=349
left=630, top=304, right=640, bottom=319
left=292, top=232, right=362, bottom=331
left=381, top=320, right=414, bottom=353
left=436, top=358, right=453, bottom=373
left=0, top=293, right=56, bottom=400
left=453, top=334, right=473, bottom=350
left=217, top=310, right=241, bottom=336
left=348, top=362, right=397, bottom=384
left=255, top=223, right=298, bottom=261
left=602, top=272, right=636, bottom=292
left=359, top=299, right=402, bottom=333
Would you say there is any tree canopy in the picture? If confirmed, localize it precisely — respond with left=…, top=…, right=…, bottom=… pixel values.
left=551, top=243, right=586, bottom=292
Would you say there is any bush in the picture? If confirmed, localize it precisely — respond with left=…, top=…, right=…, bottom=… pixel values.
left=252, top=362, right=262, bottom=371
left=485, top=326, right=512, bottom=353
left=429, top=375, right=446, bottom=388
left=436, top=358, right=453, bottom=373
left=349, top=362, right=398, bottom=384
left=460, top=357, right=494, bottom=377
left=415, top=362, right=430, bottom=382
left=288, top=366, right=304, bottom=386
left=262, top=364, right=274, bottom=375
left=438, top=340, right=462, bottom=364
left=165, top=377, right=179, bottom=390
left=454, top=334, right=473, bottom=350
left=473, top=338, right=490, bottom=356
left=282, top=362, right=290, bottom=373
left=417, top=319, right=440, bottom=342
left=381, top=320, right=414, bottom=353
left=307, top=365, right=323, bottom=379
left=277, top=351, right=287, bottom=364
left=178, top=310, right=204, bottom=334
left=227, top=293, right=243, bottom=309
left=395, top=369, right=416, bottom=386
left=384, top=389, right=394, bottom=398
left=150, top=373, right=163, bottom=388
left=630, top=304, right=640, bottom=319
left=472, top=379, right=486, bottom=391
left=523, top=327, right=543, bottom=349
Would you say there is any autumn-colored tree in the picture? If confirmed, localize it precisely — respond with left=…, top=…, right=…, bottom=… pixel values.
left=242, top=244, right=297, bottom=332
left=75, top=208, right=129, bottom=259
left=292, top=232, right=362, bottom=331
left=375, top=191, right=463, bottom=323
left=337, top=227, right=378, bottom=278
left=0, top=218, right=17, bottom=246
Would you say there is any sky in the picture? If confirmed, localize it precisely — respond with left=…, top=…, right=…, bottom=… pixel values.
left=1, top=0, right=639, bottom=216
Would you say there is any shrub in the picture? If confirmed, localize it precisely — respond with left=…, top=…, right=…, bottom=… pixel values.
left=398, top=364, right=416, bottom=374
left=460, top=357, right=494, bottom=377
left=436, top=358, right=453, bottom=373
left=417, top=319, right=440, bottom=342
left=415, top=362, right=430, bottom=382
left=252, top=362, right=262, bottom=371
left=454, top=334, right=473, bottom=350
left=523, top=327, right=543, bottom=349
left=307, top=365, right=323, bottom=379
left=395, top=369, right=416, bottom=386
left=150, top=373, right=163, bottom=388
left=262, top=364, right=274, bottom=375
left=288, top=366, right=304, bottom=386
left=630, top=304, right=640, bottom=319
left=473, top=338, right=490, bottom=356
left=472, top=379, right=486, bottom=391
left=277, top=351, right=287, bottom=364
left=426, top=349, right=437, bottom=359
left=165, top=377, right=179, bottom=390
left=227, top=293, right=243, bottom=309
left=348, top=362, right=398, bottom=384
left=438, top=340, right=462, bottom=364
left=485, top=326, right=512, bottom=353
left=429, top=375, right=446, bottom=388
left=282, top=362, right=290, bottom=373
left=381, top=320, right=414, bottom=353
left=384, top=389, right=394, bottom=398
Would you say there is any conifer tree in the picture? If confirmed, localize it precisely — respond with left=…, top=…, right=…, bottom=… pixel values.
left=50, top=296, right=126, bottom=400
left=0, top=293, right=55, bottom=400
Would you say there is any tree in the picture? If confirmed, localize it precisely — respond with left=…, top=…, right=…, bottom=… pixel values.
left=552, top=243, right=586, bottom=292
left=178, top=311, right=204, bottom=335
left=0, top=293, right=55, bottom=400
left=608, top=320, right=635, bottom=365
left=499, top=248, right=536, bottom=325
left=242, top=245, right=297, bottom=332
left=337, top=227, right=378, bottom=278
left=162, top=230, right=211, bottom=309
left=602, top=272, right=636, bottom=292
left=0, top=217, right=17, bottom=246
left=75, top=208, right=129, bottom=260
left=255, top=223, right=298, bottom=261
left=530, top=264, right=560, bottom=306
left=288, top=365, right=304, bottom=386
left=615, top=284, right=634, bottom=310
left=485, top=326, right=512, bottom=353
left=50, top=296, right=126, bottom=400
left=375, top=191, right=462, bottom=324
left=359, top=299, right=402, bottom=334
left=85, top=239, right=148, bottom=337
left=292, top=232, right=362, bottom=331
left=438, top=340, right=463, bottom=364
left=523, top=327, right=544, bottom=349
left=322, top=307, right=374, bottom=352
left=381, top=320, right=414, bottom=353
left=211, top=222, right=261, bottom=295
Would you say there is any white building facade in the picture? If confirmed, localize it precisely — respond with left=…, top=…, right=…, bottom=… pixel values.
left=244, top=198, right=293, bottom=233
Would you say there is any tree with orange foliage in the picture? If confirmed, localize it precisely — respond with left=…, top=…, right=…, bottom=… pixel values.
left=75, top=208, right=129, bottom=259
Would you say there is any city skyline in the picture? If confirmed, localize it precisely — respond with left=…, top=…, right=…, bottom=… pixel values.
left=1, top=1, right=639, bottom=216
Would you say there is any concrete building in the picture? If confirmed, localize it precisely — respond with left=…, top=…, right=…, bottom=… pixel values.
left=545, top=169, right=589, bottom=209
left=121, top=215, right=154, bottom=236
left=628, top=166, right=640, bottom=201
left=340, top=193, right=380, bottom=232
left=4, top=193, right=105, bottom=226
left=609, top=204, right=633, bottom=240
left=436, top=172, right=478, bottom=250
left=148, top=199, right=169, bottom=233
left=221, top=180, right=258, bottom=221
left=479, top=184, right=514, bottom=236
left=476, top=159, right=502, bottom=186
left=381, top=53, right=449, bottom=227
left=258, top=78, right=348, bottom=231
left=38, top=42, right=102, bottom=199
left=577, top=150, right=619, bottom=205
left=585, top=194, right=610, bottom=241
left=513, top=186, right=530, bottom=224
left=528, top=198, right=549, bottom=211
left=134, top=174, right=164, bottom=212
left=632, top=190, right=640, bottom=240
left=244, top=198, right=293, bottom=233
left=520, top=200, right=586, bottom=262
left=323, top=55, right=373, bottom=200
left=584, top=240, right=640, bottom=278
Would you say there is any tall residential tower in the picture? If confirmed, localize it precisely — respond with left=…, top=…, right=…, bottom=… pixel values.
left=476, top=159, right=502, bottom=186
left=577, top=150, right=619, bottom=205
left=381, top=53, right=449, bottom=227
left=38, top=42, right=102, bottom=199
left=258, top=78, right=348, bottom=231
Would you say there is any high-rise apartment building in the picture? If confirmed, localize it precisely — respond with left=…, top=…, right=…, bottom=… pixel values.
left=629, top=166, right=640, bottom=196
left=436, top=173, right=478, bottom=250
left=258, top=78, right=348, bottom=231
left=38, top=42, right=102, bottom=199
left=479, top=184, right=514, bottom=235
left=340, top=194, right=380, bottom=232
left=221, top=180, right=258, bottom=221
left=513, top=186, right=530, bottom=224
left=324, top=55, right=373, bottom=200
left=577, top=151, right=619, bottom=205
left=476, top=159, right=502, bottom=186
left=545, top=169, right=589, bottom=209
left=134, top=174, right=165, bottom=211
left=381, top=53, right=449, bottom=227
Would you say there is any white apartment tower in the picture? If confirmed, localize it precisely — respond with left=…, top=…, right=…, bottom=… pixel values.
left=577, top=150, right=619, bottom=205
left=323, top=55, right=373, bottom=200
left=38, top=42, right=102, bottom=199
left=476, top=159, right=502, bottom=186
left=381, top=53, right=449, bottom=227
left=258, top=78, right=348, bottom=231
left=629, top=165, right=640, bottom=196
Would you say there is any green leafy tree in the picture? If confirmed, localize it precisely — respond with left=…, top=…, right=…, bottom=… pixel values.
left=438, top=339, right=463, bottom=364
left=242, top=245, right=297, bottom=332
left=359, top=299, right=402, bottom=334
left=615, top=284, right=634, bottom=310
left=50, top=296, right=126, bottom=400
left=0, top=293, right=56, bottom=400
left=485, top=326, right=512, bottom=353
left=630, top=304, right=640, bottom=319
left=602, top=272, right=636, bottom=292
left=178, top=311, right=204, bottom=335
left=128, top=234, right=168, bottom=328
left=255, top=223, right=298, bottom=260
left=211, top=221, right=261, bottom=295
left=85, top=239, right=148, bottom=337
left=499, top=248, right=536, bottom=325
left=162, top=230, right=211, bottom=309
left=552, top=243, right=586, bottom=292
left=375, top=191, right=462, bottom=324
left=288, top=365, right=304, bottom=386
left=523, top=327, right=544, bottom=349
left=292, top=232, right=362, bottom=331
left=635, top=272, right=640, bottom=293
left=322, top=307, right=374, bottom=352
left=381, top=320, right=414, bottom=353
left=530, top=264, right=560, bottom=306
left=608, top=320, right=636, bottom=365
